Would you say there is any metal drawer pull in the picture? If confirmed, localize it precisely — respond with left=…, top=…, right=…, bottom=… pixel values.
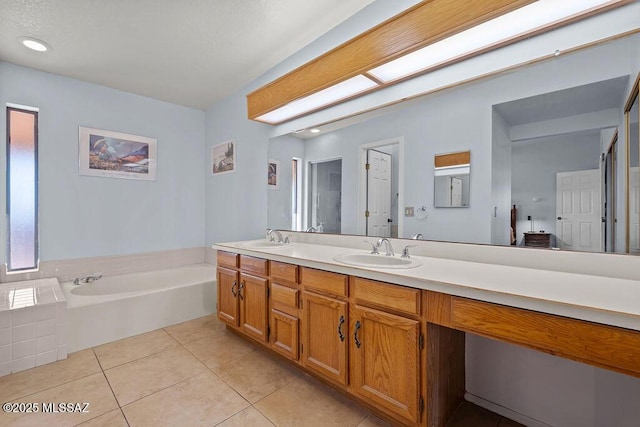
left=231, top=281, right=237, bottom=297
left=238, top=282, right=245, bottom=300
left=354, top=320, right=362, bottom=348
left=337, top=315, right=345, bottom=342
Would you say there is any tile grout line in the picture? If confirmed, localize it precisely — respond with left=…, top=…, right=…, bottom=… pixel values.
left=90, top=347, right=131, bottom=426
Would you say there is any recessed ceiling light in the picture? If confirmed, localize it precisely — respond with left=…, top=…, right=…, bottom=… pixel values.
left=310, top=128, right=320, bottom=134
left=19, top=37, right=51, bottom=52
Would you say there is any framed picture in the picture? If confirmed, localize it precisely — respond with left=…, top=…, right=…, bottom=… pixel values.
left=212, top=140, right=236, bottom=175
left=79, top=127, right=157, bottom=181
left=268, top=159, right=280, bottom=190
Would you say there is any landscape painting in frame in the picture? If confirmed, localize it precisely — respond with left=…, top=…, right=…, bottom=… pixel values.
left=212, top=140, right=236, bottom=175
left=79, top=127, right=157, bottom=181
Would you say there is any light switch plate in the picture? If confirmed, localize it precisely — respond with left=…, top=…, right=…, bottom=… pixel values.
left=404, top=207, right=414, bottom=217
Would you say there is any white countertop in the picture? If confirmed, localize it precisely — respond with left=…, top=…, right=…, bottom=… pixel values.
left=213, top=239, right=640, bottom=332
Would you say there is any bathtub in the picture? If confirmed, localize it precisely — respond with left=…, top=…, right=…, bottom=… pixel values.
left=62, top=264, right=216, bottom=352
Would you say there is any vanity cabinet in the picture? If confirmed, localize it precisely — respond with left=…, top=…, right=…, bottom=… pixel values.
left=299, top=267, right=349, bottom=387
left=216, top=252, right=269, bottom=342
left=269, top=261, right=299, bottom=360
left=216, top=251, right=240, bottom=326
left=350, top=277, right=423, bottom=423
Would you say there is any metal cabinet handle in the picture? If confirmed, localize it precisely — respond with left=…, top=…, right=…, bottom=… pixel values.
left=354, top=320, right=362, bottom=348
left=231, top=281, right=237, bottom=297
left=238, top=281, right=245, bottom=300
left=337, top=315, right=345, bottom=342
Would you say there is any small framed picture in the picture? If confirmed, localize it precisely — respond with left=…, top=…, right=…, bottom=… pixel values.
left=79, top=127, right=157, bottom=181
left=268, top=159, right=280, bottom=190
left=212, top=140, right=236, bottom=175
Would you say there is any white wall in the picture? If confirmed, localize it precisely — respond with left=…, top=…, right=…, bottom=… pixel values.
left=511, top=132, right=601, bottom=246
left=0, top=61, right=205, bottom=262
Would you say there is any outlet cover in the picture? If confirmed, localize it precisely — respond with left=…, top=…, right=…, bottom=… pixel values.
left=404, top=207, right=415, bottom=217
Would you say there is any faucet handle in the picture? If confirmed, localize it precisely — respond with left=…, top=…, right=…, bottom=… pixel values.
left=284, top=236, right=290, bottom=244
left=401, top=245, right=417, bottom=259
left=364, top=240, right=379, bottom=254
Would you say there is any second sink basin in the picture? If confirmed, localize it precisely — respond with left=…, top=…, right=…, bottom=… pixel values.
left=333, top=253, right=422, bottom=269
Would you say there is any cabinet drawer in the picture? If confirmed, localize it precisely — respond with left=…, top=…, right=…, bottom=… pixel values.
left=271, top=261, right=298, bottom=285
left=299, top=267, right=348, bottom=297
left=217, top=251, right=238, bottom=269
left=240, top=255, right=268, bottom=276
left=352, top=277, right=421, bottom=317
left=271, top=283, right=298, bottom=316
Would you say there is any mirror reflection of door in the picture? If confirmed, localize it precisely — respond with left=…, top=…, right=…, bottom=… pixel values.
left=309, top=159, right=342, bottom=234
left=451, top=177, right=463, bottom=207
left=603, top=133, right=617, bottom=252
left=627, top=82, right=639, bottom=254
left=366, top=149, right=392, bottom=237
left=555, top=170, right=601, bottom=251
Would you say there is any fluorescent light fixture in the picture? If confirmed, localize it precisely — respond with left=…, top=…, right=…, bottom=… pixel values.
left=369, top=0, right=620, bottom=83
left=256, top=75, right=378, bottom=124
left=19, top=37, right=51, bottom=52
left=434, top=165, right=470, bottom=176
left=310, top=128, right=320, bottom=134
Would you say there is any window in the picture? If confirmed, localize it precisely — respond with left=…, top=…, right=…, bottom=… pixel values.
left=6, top=105, right=39, bottom=272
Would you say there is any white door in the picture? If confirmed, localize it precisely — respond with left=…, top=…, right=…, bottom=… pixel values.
left=630, top=167, right=640, bottom=254
left=556, top=169, right=601, bottom=251
left=451, top=177, right=463, bottom=207
left=366, top=149, right=391, bottom=237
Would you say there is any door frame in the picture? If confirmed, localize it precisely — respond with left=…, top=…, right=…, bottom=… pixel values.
left=305, top=156, right=342, bottom=232
left=358, top=137, right=404, bottom=237
left=602, top=131, right=617, bottom=252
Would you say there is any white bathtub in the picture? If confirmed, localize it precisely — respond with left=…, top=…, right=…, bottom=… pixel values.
left=62, top=264, right=216, bottom=352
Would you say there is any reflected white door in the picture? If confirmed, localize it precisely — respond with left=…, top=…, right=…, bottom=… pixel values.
left=366, top=149, right=391, bottom=237
left=555, top=169, right=601, bottom=251
left=630, top=167, right=640, bottom=254
left=451, top=177, right=463, bottom=207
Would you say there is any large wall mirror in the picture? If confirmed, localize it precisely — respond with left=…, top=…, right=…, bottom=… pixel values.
left=626, top=73, right=640, bottom=254
left=267, top=31, right=640, bottom=254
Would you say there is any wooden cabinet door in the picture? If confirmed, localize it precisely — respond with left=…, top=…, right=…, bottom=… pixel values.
left=301, top=291, right=348, bottom=386
left=351, top=305, right=421, bottom=423
left=217, top=267, right=239, bottom=326
left=239, top=273, right=269, bottom=342
left=270, top=309, right=299, bottom=360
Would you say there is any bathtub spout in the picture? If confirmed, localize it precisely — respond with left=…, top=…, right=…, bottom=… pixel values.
left=73, top=273, right=103, bottom=286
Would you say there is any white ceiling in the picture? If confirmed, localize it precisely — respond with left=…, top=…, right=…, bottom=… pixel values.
left=0, top=0, right=374, bottom=110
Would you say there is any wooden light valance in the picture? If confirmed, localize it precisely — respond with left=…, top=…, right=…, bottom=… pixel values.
left=246, top=0, right=535, bottom=123
left=247, top=0, right=632, bottom=125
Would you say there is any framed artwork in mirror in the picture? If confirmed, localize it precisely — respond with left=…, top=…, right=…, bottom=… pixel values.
left=268, top=159, right=280, bottom=190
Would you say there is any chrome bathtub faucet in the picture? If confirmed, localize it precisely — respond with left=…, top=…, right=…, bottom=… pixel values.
left=72, top=273, right=103, bottom=286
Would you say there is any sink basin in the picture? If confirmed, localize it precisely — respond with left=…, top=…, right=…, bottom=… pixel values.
left=333, top=253, right=422, bottom=269
left=240, top=240, right=291, bottom=249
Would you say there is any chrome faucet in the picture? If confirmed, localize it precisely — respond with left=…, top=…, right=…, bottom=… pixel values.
left=305, top=226, right=318, bottom=232
left=376, top=238, right=394, bottom=256
left=73, top=273, right=102, bottom=286
left=401, top=245, right=417, bottom=259
left=411, top=233, right=424, bottom=240
left=364, top=240, right=380, bottom=254
left=267, top=229, right=284, bottom=243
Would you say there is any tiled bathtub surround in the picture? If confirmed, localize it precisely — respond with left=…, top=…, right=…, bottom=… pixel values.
left=0, top=247, right=208, bottom=284
left=0, top=278, right=67, bottom=376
